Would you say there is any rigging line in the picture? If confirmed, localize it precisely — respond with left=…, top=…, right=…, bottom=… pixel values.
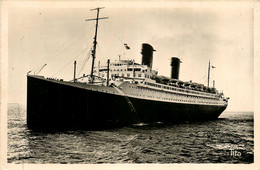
left=106, top=34, right=130, bottom=60
left=32, top=24, right=96, bottom=76
left=51, top=46, right=90, bottom=77
left=97, top=22, right=109, bottom=63
left=78, top=20, right=109, bottom=77
left=78, top=48, right=91, bottom=74
left=47, top=23, right=96, bottom=71
left=51, top=23, right=96, bottom=78
left=44, top=26, right=93, bottom=65
left=99, top=21, right=115, bottom=60
left=96, top=43, right=105, bottom=64
left=77, top=48, right=92, bottom=76
left=96, top=22, right=111, bottom=64
left=31, top=23, right=88, bottom=72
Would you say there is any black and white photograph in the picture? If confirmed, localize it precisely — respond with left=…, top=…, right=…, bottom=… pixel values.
left=1, top=0, right=259, bottom=169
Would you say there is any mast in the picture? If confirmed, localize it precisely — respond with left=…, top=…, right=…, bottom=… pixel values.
left=86, top=7, right=108, bottom=83
left=107, top=59, right=110, bottom=86
left=207, top=60, right=210, bottom=87
left=73, top=61, right=77, bottom=82
left=132, top=60, right=135, bottom=79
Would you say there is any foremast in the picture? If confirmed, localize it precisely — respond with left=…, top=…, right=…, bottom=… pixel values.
left=85, top=7, right=108, bottom=83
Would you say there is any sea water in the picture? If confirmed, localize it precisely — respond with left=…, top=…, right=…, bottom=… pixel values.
left=7, top=105, right=253, bottom=163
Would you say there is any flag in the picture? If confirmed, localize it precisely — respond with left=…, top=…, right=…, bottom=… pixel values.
left=124, top=43, right=130, bottom=50
left=211, top=66, right=216, bottom=68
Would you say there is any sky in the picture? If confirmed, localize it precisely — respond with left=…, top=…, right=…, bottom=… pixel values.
left=6, top=2, right=254, bottom=112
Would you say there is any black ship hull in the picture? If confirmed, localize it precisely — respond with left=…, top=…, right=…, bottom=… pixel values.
left=27, top=75, right=227, bottom=130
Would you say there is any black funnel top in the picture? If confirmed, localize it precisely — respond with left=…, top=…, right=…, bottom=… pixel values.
left=171, top=57, right=181, bottom=79
left=141, top=43, right=155, bottom=68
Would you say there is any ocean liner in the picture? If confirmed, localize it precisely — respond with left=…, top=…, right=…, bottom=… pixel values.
left=27, top=8, right=229, bottom=130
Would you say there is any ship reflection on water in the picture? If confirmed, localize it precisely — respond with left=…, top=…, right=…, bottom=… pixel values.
left=8, top=105, right=253, bottom=164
